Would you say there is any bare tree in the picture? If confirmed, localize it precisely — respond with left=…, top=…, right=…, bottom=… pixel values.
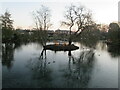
left=33, top=5, right=52, bottom=30
left=32, top=5, right=52, bottom=46
left=62, top=4, right=77, bottom=45
left=73, top=6, right=94, bottom=35
left=62, top=4, right=94, bottom=45
left=32, top=11, right=39, bottom=30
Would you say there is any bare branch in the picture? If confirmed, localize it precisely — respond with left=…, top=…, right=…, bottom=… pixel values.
left=32, top=5, right=52, bottom=30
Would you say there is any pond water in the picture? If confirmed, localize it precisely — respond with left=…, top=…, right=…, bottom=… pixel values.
left=2, top=41, right=119, bottom=88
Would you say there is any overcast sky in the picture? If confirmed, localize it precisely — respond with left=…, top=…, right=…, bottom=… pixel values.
left=0, top=0, right=119, bottom=30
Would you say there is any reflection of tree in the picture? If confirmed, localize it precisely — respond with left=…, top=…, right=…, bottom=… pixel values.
left=62, top=50, right=95, bottom=88
left=2, top=43, right=15, bottom=69
left=107, top=45, right=120, bottom=57
left=27, top=49, right=53, bottom=88
left=96, top=41, right=107, bottom=51
left=39, top=49, right=46, bottom=59
left=80, top=39, right=98, bottom=49
left=14, top=42, right=22, bottom=49
left=2, top=41, right=25, bottom=69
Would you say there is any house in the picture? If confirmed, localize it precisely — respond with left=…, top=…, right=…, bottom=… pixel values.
left=47, top=30, right=54, bottom=37
left=16, top=29, right=31, bottom=35
left=55, top=29, right=69, bottom=34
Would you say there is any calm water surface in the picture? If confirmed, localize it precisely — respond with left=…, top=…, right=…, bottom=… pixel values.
left=2, top=41, right=119, bottom=88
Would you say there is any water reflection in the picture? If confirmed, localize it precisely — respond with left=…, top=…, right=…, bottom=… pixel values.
left=2, top=42, right=35, bottom=69
left=96, top=41, right=107, bottom=51
left=39, top=49, right=46, bottom=59
left=79, top=39, right=98, bottom=49
left=2, top=43, right=15, bottom=69
left=2, top=41, right=118, bottom=88
left=107, top=45, right=120, bottom=57
left=27, top=49, right=53, bottom=88
left=61, top=50, right=95, bottom=88
left=26, top=48, right=95, bottom=88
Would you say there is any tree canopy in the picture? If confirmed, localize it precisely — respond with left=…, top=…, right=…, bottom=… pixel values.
left=0, top=11, right=13, bottom=30
left=108, top=23, right=120, bottom=43
left=0, top=11, right=14, bottom=43
left=62, top=4, right=95, bottom=45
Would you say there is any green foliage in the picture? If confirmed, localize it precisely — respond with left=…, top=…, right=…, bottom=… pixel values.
left=108, top=23, right=120, bottom=43
left=2, top=28, right=13, bottom=42
left=0, top=11, right=14, bottom=43
left=1, top=11, right=13, bottom=29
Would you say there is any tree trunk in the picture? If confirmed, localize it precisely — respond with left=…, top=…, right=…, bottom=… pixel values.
left=69, top=38, right=72, bottom=45
left=69, top=25, right=72, bottom=45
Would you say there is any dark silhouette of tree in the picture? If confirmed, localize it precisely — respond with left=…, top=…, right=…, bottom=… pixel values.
left=2, top=43, right=15, bottom=69
left=73, top=6, right=94, bottom=35
left=62, top=4, right=94, bottom=45
left=107, top=44, right=120, bottom=57
left=61, top=50, right=95, bottom=88
left=77, top=25, right=100, bottom=48
left=1, top=11, right=13, bottom=29
left=27, top=50, right=53, bottom=88
left=62, top=4, right=77, bottom=45
left=108, top=23, right=120, bottom=44
left=32, top=5, right=52, bottom=46
left=33, top=5, right=52, bottom=30
left=0, top=11, right=14, bottom=43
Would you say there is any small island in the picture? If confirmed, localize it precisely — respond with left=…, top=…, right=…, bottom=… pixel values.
left=44, top=44, right=79, bottom=51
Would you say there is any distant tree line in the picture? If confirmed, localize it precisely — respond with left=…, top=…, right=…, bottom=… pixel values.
left=1, top=5, right=120, bottom=46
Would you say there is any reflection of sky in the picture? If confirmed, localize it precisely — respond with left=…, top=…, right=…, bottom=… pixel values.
left=1, top=0, right=119, bottom=30
left=2, top=42, right=118, bottom=88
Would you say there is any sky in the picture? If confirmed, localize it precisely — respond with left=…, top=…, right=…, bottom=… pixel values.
left=0, top=0, right=119, bottom=30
